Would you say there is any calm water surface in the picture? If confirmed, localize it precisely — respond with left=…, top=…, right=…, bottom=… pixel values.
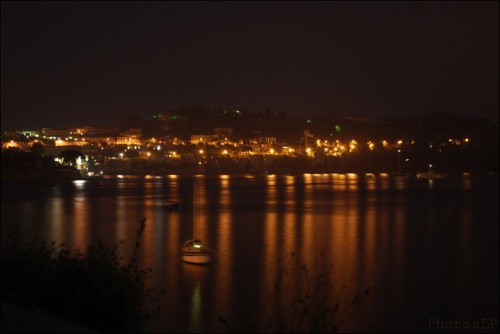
left=1, top=173, right=498, bottom=333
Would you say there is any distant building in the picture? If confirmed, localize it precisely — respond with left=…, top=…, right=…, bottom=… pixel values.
left=75, top=126, right=119, bottom=137
left=190, top=135, right=214, bottom=144
left=116, top=128, right=141, bottom=146
left=116, top=136, right=141, bottom=146
left=259, top=137, right=277, bottom=145
left=85, top=137, right=117, bottom=145
left=42, top=128, right=74, bottom=138
left=2, top=130, right=40, bottom=139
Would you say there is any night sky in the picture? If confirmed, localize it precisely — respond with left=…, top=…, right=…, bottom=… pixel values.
left=1, top=1, right=498, bottom=130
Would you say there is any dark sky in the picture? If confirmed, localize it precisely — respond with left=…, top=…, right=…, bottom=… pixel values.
left=1, top=1, right=498, bottom=130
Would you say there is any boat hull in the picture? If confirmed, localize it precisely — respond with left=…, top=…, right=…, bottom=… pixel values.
left=181, top=251, right=213, bottom=264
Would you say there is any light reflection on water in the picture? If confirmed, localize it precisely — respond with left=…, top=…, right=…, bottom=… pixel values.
left=1, top=173, right=498, bottom=333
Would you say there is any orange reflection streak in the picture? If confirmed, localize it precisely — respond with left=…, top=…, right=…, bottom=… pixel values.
left=195, top=176, right=209, bottom=242
left=364, top=197, right=377, bottom=278
left=283, top=176, right=297, bottom=253
left=333, top=173, right=347, bottom=191
left=301, top=174, right=315, bottom=273
left=366, top=174, right=376, bottom=191
left=394, top=175, right=407, bottom=190
left=354, top=175, right=382, bottom=331
left=166, top=209, right=181, bottom=263
left=140, top=179, right=156, bottom=272
left=329, top=180, right=360, bottom=310
left=166, top=174, right=181, bottom=263
left=285, top=175, right=295, bottom=206
left=71, top=197, right=89, bottom=251
left=261, top=174, right=279, bottom=320
left=345, top=190, right=359, bottom=283
left=47, top=198, right=64, bottom=244
left=115, top=179, right=129, bottom=249
left=68, top=180, right=88, bottom=250
left=166, top=174, right=180, bottom=203
left=347, top=173, right=359, bottom=192
left=378, top=173, right=390, bottom=190
left=215, top=175, right=232, bottom=320
left=330, top=209, right=350, bottom=309
left=163, top=198, right=181, bottom=326
left=281, top=175, right=298, bottom=325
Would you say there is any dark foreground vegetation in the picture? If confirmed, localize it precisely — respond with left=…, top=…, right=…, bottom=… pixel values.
left=1, top=219, right=159, bottom=333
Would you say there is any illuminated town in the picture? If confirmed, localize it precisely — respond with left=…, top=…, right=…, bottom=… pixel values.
left=1, top=108, right=498, bottom=180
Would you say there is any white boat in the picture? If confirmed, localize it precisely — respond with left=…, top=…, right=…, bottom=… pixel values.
left=181, top=239, right=213, bottom=264
left=416, top=164, right=447, bottom=179
left=181, top=177, right=213, bottom=264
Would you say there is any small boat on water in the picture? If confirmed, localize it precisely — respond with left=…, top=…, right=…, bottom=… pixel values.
left=416, top=164, right=447, bottom=179
left=181, top=239, right=213, bottom=264
left=163, top=201, right=180, bottom=209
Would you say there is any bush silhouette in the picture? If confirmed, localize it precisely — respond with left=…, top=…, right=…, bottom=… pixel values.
left=1, top=218, right=159, bottom=332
